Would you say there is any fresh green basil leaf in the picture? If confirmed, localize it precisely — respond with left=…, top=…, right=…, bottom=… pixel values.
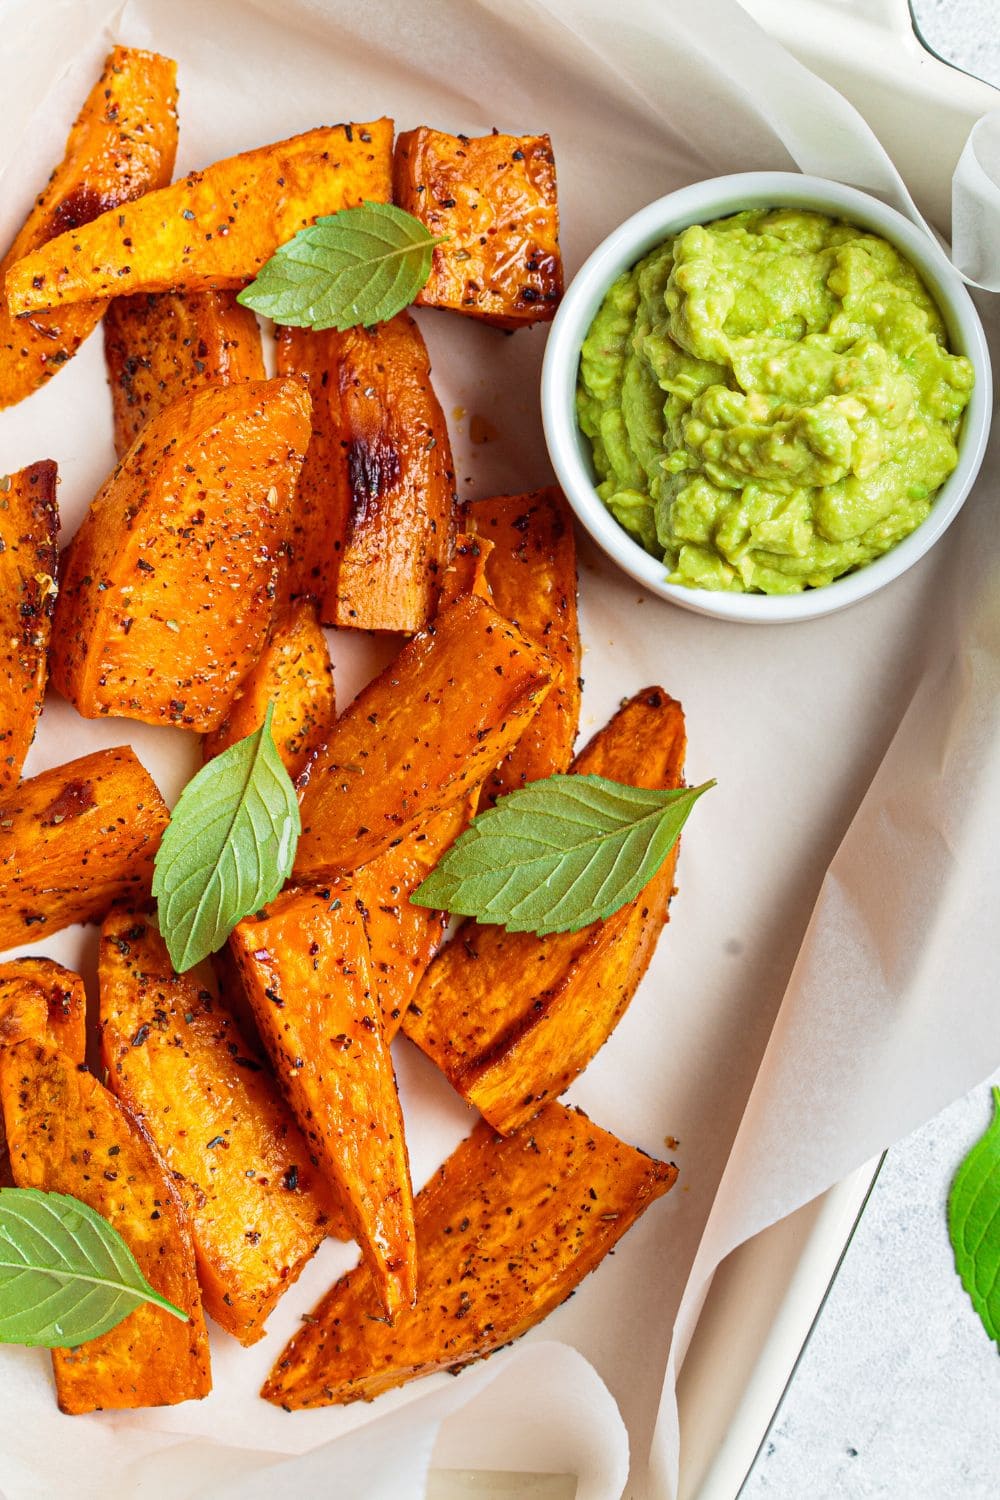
left=0, top=1188, right=187, bottom=1348
left=152, top=702, right=300, bottom=971
left=237, top=201, right=444, bottom=331
left=948, top=1086, right=1000, bottom=1346
left=413, top=773, right=713, bottom=935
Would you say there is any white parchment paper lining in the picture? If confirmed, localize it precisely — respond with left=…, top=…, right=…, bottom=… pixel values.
left=0, top=2, right=997, bottom=1497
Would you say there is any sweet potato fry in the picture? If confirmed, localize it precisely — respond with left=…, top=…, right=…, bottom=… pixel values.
left=0, top=747, right=168, bottom=954
left=7, top=121, right=394, bottom=313
left=403, top=689, right=686, bottom=1133
left=0, top=1040, right=211, bottom=1413
left=393, top=128, right=562, bottom=328
left=50, top=377, right=310, bottom=731
left=99, top=910, right=343, bottom=1344
left=466, top=487, right=580, bottom=804
left=0, top=47, right=178, bottom=408
left=262, top=1102, right=675, bottom=1407
left=0, top=958, right=86, bottom=1062
left=295, top=594, right=555, bottom=878
left=230, top=886, right=415, bottom=1320
left=354, top=800, right=472, bottom=1043
left=0, top=460, right=58, bottom=790
left=104, top=290, right=264, bottom=455
left=276, top=312, right=456, bottom=629
left=436, top=532, right=493, bottom=610
left=202, top=599, right=334, bottom=777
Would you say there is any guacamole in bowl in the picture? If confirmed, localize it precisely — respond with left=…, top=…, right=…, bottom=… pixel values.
left=576, top=207, right=975, bottom=595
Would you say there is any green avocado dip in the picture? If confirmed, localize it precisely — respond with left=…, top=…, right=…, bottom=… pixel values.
left=576, top=208, right=975, bottom=594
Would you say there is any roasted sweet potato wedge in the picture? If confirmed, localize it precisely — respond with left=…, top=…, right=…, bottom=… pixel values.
left=99, top=910, right=343, bottom=1345
left=277, top=312, right=456, bottom=629
left=104, top=290, right=265, bottom=455
left=50, top=377, right=310, bottom=731
left=202, top=599, right=334, bottom=777
left=0, top=958, right=86, bottom=1062
left=404, top=689, right=686, bottom=1133
left=7, top=121, right=394, bottom=313
left=354, top=800, right=472, bottom=1043
left=0, top=47, right=178, bottom=408
left=0, top=460, right=58, bottom=789
left=393, top=128, right=562, bottom=328
left=262, top=1102, right=675, bottom=1407
left=295, top=594, right=555, bottom=878
left=0, top=1040, right=211, bottom=1413
left=230, top=886, right=415, bottom=1321
left=466, top=487, right=580, bottom=804
left=0, top=747, right=168, bottom=954
left=436, top=532, right=493, bottom=610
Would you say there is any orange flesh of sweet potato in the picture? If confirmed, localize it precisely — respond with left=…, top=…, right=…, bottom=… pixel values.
left=295, top=594, right=555, bottom=878
left=0, top=460, right=59, bottom=790
left=49, top=376, right=310, bottom=731
left=231, top=887, right=415, bottom=1320
left=104, top=290, right=265, bottom=456
left=0, top=746, right=168, bottom=954
left=0, top=47, right=178, bottom=409
left=276, top=312, right=457, bottom=630
left=202, top=599, right=334, bottom=778
left=466, top=487, right=580, bottom=804
left=262, top=1102, right=676, bottom=1407
left=0, top=1040, right=211, bottom=1413
left=99, top=910, right=342, bottom=1345
left=436, top=532, right=494, bottom=610
left=0, top=958, right=87, bottom=1062
left=393, top=129, right=562, bottom=329
left=403, top=689, right=686, bottom=1134
left=7, top=121, right=394, bottom=313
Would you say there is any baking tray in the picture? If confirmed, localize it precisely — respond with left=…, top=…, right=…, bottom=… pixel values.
left=432, top=3, right=1000, bottom=1497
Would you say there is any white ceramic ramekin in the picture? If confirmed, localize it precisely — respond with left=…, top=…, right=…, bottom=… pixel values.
left=541, top=172, right=993, bottom=623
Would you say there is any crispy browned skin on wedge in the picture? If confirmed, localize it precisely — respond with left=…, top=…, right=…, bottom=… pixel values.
left=0, top=1040, right=211, bottom=1413
left=353, top=801, right=471, bottom=1043
left=262, top=1102, right=675, bottom=1407
left=436, top=532, right=494, bottom=610
left=99, top=911, right=342, bottom=1345
left=104, top=290, right=265, bottom=455
left=0, top=958, right=86, bottom=1061
left=393, top=129, right=562, bottom=328
left=0, top=747, right=168, bottom=954
left=0, top=47, right=178, bottom=408
left=404, top=690, right=686, bottom=1133
left=7, top=121, right=394, bottom=313
left=50, top=377, right=310, bottom=731
left=277, top=312, right=456, bottom=629
left=466, top=488, right=580, bottom=804
left=0, top=461, right=58, bottom=788
left=295, top=594, right=554, bottom=878
left=231, top=887, right=415, bottom=1320
left=202, top=600, right=334, bottom=778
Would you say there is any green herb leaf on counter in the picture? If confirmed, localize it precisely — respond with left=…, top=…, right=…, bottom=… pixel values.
left=413, top=773, right=713, bottom=935
left=237, top=201, right=446, bottom=331
left=948, top=1086, right=1000, bottom=1347
left=152, top=702, right=300, bottom=972
left=0, top=1188, right=188, bottom=1348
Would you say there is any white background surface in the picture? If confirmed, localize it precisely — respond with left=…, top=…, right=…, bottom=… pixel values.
left=741, top=14, right=1000, bottom=1496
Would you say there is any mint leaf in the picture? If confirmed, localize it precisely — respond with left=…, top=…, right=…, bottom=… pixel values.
left=413, top=774, right=713, bottom=935
left=152, top=703, right=300, bottom=971
left=0, top=1188, right=188, bottom=1348
left=949, top=1086, right=1000, bottom=1346
left=237, top=202, right=444, bottom=331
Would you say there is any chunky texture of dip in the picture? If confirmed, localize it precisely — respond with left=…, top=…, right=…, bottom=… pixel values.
left=576, top=208, right=975, bottom=593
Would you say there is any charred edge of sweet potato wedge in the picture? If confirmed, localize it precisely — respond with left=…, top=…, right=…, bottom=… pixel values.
left=0, top=460, right=59, bottom=789
left=260, top=1103, right=675, bottom=1408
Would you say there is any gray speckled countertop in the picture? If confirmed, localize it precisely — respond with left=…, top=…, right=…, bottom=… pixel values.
left=740, top=9, right=1000, bottom=1499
